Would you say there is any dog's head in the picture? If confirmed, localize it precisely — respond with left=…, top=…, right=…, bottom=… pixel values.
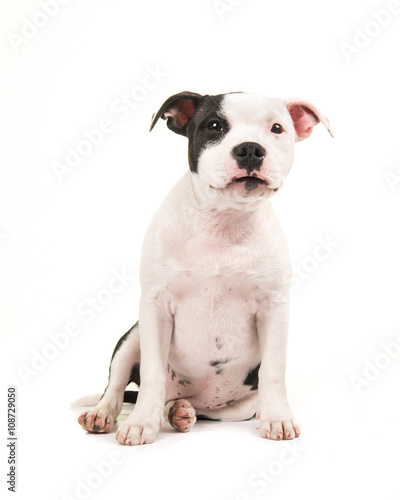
left=150, top=91, right=332, bottom=204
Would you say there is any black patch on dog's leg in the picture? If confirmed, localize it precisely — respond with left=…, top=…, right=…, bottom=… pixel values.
left=99, top=322, right=139, bottom=402
left=128, top=362, right=141, bottom=386
left=243, top=363, right=261, bottom=391
left=111, top=321, right=139, bottom=360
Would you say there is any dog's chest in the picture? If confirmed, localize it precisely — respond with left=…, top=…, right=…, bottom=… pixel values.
left=163, top=239, right=264, bottom=372
left=166, top=238, right=264, bottom=315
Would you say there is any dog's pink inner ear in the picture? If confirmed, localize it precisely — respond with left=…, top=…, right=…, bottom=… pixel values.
left=165, top=99, right=196, bottom=128
left=287, top=103, right=320, bottom=140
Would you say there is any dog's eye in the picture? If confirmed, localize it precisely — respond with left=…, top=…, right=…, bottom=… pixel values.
left=207, top=120, right=223, bottom=132
left=271, top=123, right=284, bottom=134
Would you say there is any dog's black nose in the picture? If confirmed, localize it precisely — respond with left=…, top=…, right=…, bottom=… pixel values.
left=232, top=142, right=266, bottom=174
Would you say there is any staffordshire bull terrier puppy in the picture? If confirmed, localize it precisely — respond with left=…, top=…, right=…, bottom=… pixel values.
left=78, top=91, right=332, bottom=445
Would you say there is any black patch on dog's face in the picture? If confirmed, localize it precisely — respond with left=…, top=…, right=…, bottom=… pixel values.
left=186, top=94, right=230, bottom=173
left=243, top=363, right=260, bottom=391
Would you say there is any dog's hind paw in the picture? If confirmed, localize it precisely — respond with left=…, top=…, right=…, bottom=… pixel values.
left=167, top=399, right=197, bottom=433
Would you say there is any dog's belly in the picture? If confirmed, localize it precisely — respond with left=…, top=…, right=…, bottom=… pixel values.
left=165, top=277, right=261, bottom=409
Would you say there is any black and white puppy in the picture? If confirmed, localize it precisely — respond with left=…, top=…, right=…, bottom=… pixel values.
left=78, top=91, right=332, bottom=445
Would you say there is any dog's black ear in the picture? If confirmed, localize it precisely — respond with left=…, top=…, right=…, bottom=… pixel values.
left=149, top=91, right=203, bottom=136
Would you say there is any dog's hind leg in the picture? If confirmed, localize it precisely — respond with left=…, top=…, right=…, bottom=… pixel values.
left=78, top=322, right=141, bottom=433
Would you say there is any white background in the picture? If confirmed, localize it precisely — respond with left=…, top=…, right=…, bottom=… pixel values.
left=1, top=0, right=400, bottom=499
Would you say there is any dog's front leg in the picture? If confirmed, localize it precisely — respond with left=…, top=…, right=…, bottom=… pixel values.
left=257, top=294, right=300, bottom=441
left=116, top=296, right=172, bottom=446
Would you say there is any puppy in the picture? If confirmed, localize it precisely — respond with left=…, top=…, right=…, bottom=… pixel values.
left=78, top=91, right=332, bottom=445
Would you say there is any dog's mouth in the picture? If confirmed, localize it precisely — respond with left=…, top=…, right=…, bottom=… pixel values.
left=231, top=176, right=270, bottom=192
left=234, top=176, right=266, bottom=185
left=210, top=176, right=279, bottom=193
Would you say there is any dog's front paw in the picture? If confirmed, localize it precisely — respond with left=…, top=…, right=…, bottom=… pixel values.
left=259, top=414, right=300, bottom=441
left=115, top=416, right=161, bottom=446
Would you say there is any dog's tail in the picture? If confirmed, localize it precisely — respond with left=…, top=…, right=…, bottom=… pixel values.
left=70, top=391, right=138, bottom=409
left=70, top=394, right=103, bottom=409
